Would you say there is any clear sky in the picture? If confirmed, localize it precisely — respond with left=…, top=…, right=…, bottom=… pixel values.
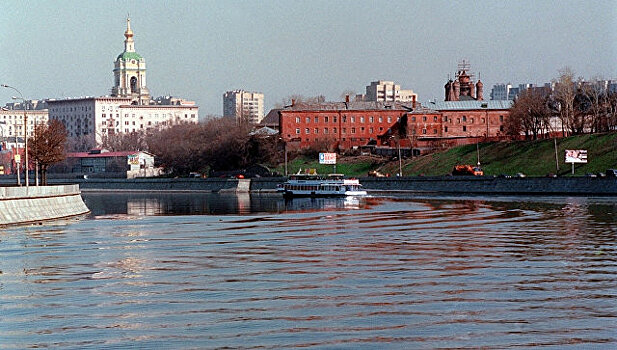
left=1, top=0, right=615, bottom=116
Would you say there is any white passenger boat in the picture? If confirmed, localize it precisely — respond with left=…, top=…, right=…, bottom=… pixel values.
left=277, top=174, right=367, bottom=198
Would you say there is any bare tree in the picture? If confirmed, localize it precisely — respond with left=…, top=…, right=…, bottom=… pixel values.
left=28, top=119, right=67, bottom=185
left=507, top=88, right=552, bottom=140
left=552, top=67, right=578, bottom=136
left=101, top=131, right=147, bottom=151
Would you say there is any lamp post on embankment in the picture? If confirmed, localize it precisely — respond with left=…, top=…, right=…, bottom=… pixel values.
left=1, top=84, right=29, bottom=189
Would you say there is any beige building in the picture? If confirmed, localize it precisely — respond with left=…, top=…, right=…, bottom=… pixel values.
left=223, top=90, right=265, bottom=124
left=360, top=80, right=417, bottom=103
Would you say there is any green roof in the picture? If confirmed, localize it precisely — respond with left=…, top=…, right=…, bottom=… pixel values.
left=117, top=51, right=143, bottom=61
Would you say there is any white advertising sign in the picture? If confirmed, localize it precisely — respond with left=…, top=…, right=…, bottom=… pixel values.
left=319, top=153, right=336, bottom=165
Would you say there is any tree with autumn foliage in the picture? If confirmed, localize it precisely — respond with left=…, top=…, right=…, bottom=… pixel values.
left=28, top=119, right=67, bottom=185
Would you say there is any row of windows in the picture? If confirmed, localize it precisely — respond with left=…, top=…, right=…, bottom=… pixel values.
left=295, top=126, right=386, bottom=135
left=102, top=120, right=168, bottom=127
left=294, top=115, right=396, bottom=124
left=101, top=113, right=196, bottom=119
left=442, top=115, right=505, bottom=123
left=50, top=106, right=93, bottom=113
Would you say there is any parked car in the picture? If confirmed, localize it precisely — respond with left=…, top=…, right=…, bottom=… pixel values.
left=514, top=173, right=526, bottom=178
left=606, top=169, right=617, bottom=177
left=597, top=172, right=606, bottom=178
left=546, top=173, right=558, bottom=178
left=585, top=173, right=597, bottom=178
left=497, top=174, right=512, bottom=178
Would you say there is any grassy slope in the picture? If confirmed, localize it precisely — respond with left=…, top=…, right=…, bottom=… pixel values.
left=278, top=133, right=617, bottom=177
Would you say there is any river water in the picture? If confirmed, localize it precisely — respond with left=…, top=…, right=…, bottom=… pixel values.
left=1, top=193, right=616, bottom=349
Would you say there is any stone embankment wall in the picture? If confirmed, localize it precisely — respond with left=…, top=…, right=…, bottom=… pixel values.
left=38, top=176, right=617, bottom=195
left=360, top=176, right=617, bottom=195
left=0, top=185, right=90, bottom=226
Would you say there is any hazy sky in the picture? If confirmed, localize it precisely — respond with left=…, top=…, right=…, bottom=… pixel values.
left=1, top=0, right=615, bottom=116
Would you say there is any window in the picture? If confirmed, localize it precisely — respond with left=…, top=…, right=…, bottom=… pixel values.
left=422, top=116, right=427, bottom=121
left=379, top=116, right=383, bottom=122
left=471, top=118, right=474, bottom=123
left=306, top=117, right=310, bottom=123
left=500, top=125, right=504, bottom=132
left=295, top=117, right=300, bottom=123
left=445, top=126, right=448, bottom=132
left=433, top=129, right=437, bottom=134
left=369, top=127, right=374, bottom=133
left=296, top=128, right=300, bottom=134
left=314, top=117, right=319, bottom=123
left=125, top=121, right=129, bottom=125
left=422, top=129, right=427, bottom=134
left=351, top=127, right=356, bottom=134
left=351, top=116, right=355, bottom=123
left=387, top=116, right=392, bottom=123
left=324, top=128, right=329, bottom=134
left=499, top=115, right=504, bottom=122
left=305, top=128, right=309, bottom=134
left=334, top=116, right=337, bottom=123
left=462, top=116, right=467, bottom=122
left=369, top=116, right=374, bottom=123
left=102, top=113, right=106, bottom=118
left=411, top=116, right=416, bottom=122
left=463, top=126, right=467, bottom=132
left=434, top=116, right=438, bottom=122
left=314, top=128, right=319, bottom=134
left=481, top=118, right=485, bottom=124
left=324, top=116, right=329, bottom=123
left=343, top=116, right=347, bottom=122
left=360, top=116, right=364, bottom=123
left=333, top=127, right=337, bottom=133
left=342, top=128, right=346, bottom=134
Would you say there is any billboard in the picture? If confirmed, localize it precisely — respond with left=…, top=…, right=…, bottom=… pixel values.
left=565, top=149, right=587, bottom=163
left=127, top=154, right=140, bottom=165
left=319, top=152, right=336, bottom=164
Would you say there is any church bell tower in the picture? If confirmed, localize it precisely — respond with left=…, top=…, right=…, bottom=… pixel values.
left=111, top=17, right=151, bottom=105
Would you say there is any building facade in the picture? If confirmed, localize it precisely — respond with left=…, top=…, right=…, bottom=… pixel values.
left=48, top=97, right=198, bottom=146
left=110, top=18, right=151, bottom=105
left=426, top=100, right=512, bottom=139
left=223, top=90, right=265, bottom=124
left=360, top=80, right=417, bottom=103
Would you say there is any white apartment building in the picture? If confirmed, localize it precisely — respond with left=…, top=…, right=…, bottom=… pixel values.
left=48, top=97, right=198, bottom=146
left=362, top=80, right=417, bottom=103
left=223, top=90, right=265, bottom=124
left=0, top=108, right=49, bottom=147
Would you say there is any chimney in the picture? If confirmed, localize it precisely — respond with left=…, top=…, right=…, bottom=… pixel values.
left=412, top=95, right=417, bottom=109
left=291, top=99, right=295, bottom=107
left=345, top=95, right=350, bottom=103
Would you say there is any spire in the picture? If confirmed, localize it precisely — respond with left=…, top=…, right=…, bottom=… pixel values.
left=124, top=17, right=135, bottom=52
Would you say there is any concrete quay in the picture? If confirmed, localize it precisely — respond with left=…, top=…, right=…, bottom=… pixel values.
left=39, top=176, right=617, bottom=196
left=0, top=185, right=90, bottom=226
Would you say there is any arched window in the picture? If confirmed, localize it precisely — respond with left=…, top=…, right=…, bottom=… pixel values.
left=130, top=76, right=138, bottom=92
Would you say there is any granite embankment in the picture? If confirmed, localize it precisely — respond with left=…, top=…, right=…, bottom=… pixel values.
left=40, top=176, right=617, bottom=195
left=0, top=185, right=90, bottom=226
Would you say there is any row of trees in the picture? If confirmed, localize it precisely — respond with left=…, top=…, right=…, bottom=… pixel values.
left=506, top=68, right=617, bottom=140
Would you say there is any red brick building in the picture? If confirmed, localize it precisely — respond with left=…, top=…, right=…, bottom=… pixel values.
left=274, top=101, right=414, bottom=149
left=262, top=99, right=512, bottom=152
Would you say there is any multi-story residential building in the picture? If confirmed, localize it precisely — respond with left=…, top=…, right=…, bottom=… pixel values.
left=360, top=80, right=417, bottom=103
left=48, top=97, right=198, bottom=145
left=46, top=17, right=198, bottom=149
left=0, top=107, right=49, bottom=147
left=223, top=90, right=265, bottom=124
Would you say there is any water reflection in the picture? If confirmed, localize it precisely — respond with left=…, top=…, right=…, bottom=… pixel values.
left=83, top=192, right=373, bottom=216
left=1, top=193, right=616, bottom=348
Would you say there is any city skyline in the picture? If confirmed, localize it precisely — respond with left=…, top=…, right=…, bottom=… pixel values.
left=1, top=0, right=615, bottom=117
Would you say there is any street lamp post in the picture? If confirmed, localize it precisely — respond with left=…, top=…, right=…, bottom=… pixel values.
left=1, top=84, right=28, bottom=189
